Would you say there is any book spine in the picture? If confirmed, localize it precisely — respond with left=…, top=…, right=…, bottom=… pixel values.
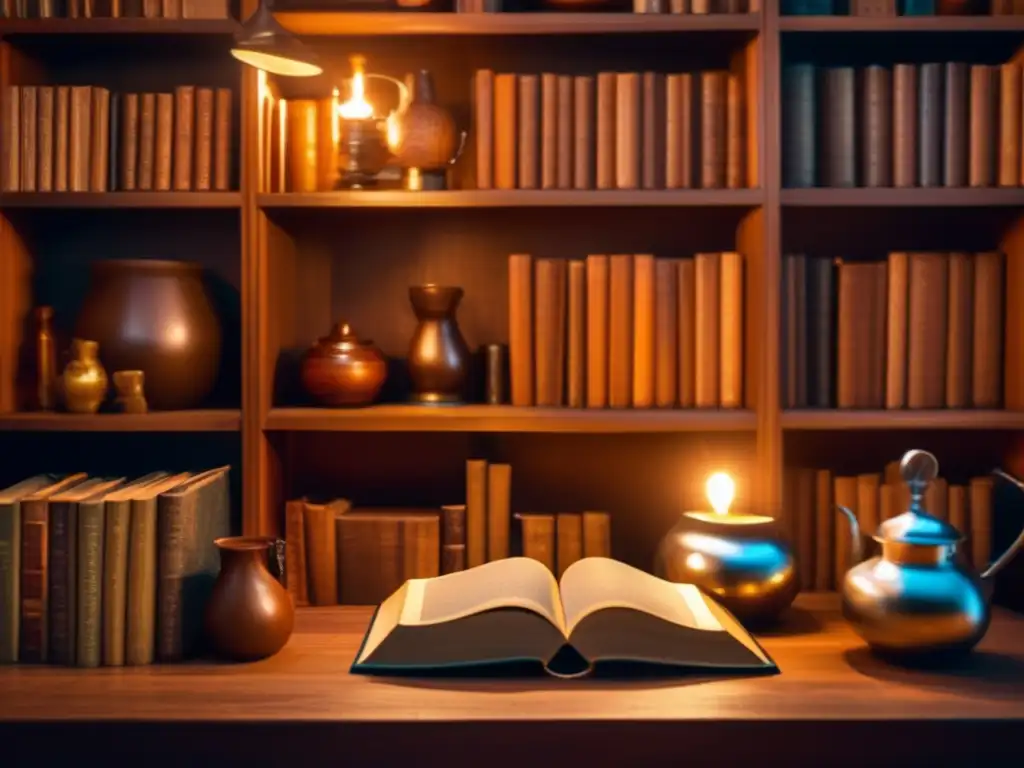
left=615, top=72, right=640, bottom=190
left=884, top=252, right=909, bottom=409
left=694, top=253, right=721, bottom=407
left=540, top=73, right=558, bottom=191
left=971, top=251, right=1003, bottom=408
left=303, top=501, right=338, bottom=607
left=19, top=499, right=48, bottom=662
left=566, top=260, right=586, bottom=408
left=608, top=254, right=634, bottom=408
left=654, top=258, right=679, bottom=408
left=194, top=87, right=214, bottom=191
left=719, top=251, right=744, bottom=409
left=0, top=503, right=19, bottom=663
left=465, top=460, right=488, bottom=569
left=102, top=499, right=130, bottom=666
left=632, top=254, right=656, bottom=408
left=943, top=62, right=968, bottom=187
left=596, top=72, right=616, bottom=190
left=998, top=62, right=1022, bottom=187
left=969, top=65, right=996, bottom=187
left=725, top=71, right=744, bottom=189
left=214, top=89, right=232, bottom=191
left=822, top=67, right=856, bottom=187
left=945, top=252, right=974, bottom=409
left=642, top=72, right=666, bottom=190
left=37, top=86, right=54, bottom=192
left=677, top=259, right=696, bottom=408
left=555, top=513, right=583, bottom=579
left=76, top=501, right=103, bottom=668
left=861, top=66, right=892, bottom=188
left=573, top=76, right=595, bottom=190
left=906, top=253, right=949, bottom=409
left=284, top=500, right=309, bottom=607
left=556, top=75, right=573, bottom=190
left=893, top=64, right=917, bottom=188
left=918, top=63, right=943, bottom=188
left=581, top=512, right=611, bottom=558
left=474, top=69, right=494, bottom=190
left=586, top=254, right=609, bottom=408
left=486, top=464, right=511, bottom=562
left=47, top=501, right=75, bottom=665
left=517, top=75, right=539, bottom=190
left=125, top=498, right=158, bottom=666
left=508, top=254, right=534, bottom=407
left=700, top=71, right=727, bottom=189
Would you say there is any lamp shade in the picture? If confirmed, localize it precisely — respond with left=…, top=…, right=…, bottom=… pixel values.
left=230, top=1, right=323, bottom=78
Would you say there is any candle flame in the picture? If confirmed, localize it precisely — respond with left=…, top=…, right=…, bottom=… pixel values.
left=339, top=55, right=374, bottom=120
left=705, top=472, right=735, bottom=517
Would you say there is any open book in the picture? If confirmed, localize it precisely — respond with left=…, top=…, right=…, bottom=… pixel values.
left=351, top=557, right=776, bottom=677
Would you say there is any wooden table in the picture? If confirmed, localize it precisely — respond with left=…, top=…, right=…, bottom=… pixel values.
left=2, top=595, right=1023, bottom=767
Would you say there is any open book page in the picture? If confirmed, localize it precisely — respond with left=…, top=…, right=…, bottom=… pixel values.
left=356, top=582, right=410, bottom=664
left=560, top=557, right=724, bottom=636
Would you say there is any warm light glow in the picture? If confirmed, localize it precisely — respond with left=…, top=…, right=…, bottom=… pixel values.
left=705, top=472, right=735, bottom=516
left=339, top=55, right=375, bottom=120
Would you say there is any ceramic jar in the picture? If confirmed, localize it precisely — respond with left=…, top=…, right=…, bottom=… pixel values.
left=204, top=537, right=295, bottom=662
left=62, top=339, right=108, bottom=414
left=300, top=322, right=387, bottom=407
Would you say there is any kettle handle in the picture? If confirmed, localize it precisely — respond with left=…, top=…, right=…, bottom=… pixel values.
left=835, top=504, right=863, bottom=565
left=981, top=468, right=1024, bottom=580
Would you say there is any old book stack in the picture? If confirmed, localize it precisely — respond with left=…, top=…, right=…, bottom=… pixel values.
left=782, top=463, right=996, bottom=592
left=508, top=252, right=745, bottom=410
left=0, top=1, right=230, bottom=19
left=283, top=459, right=612, bottom=606
left=473, top=68, right=749, bottom=191
left=783, top=60, right=1024, bottom=189
left=0, top=467, right=230, bottom=667
left=0, top=84, right=234, bottom=193
left=782, top=251, right=1004, bottom=410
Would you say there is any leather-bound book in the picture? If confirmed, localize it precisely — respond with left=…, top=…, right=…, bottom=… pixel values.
left=945, top=252, right=973, bottom=408
left=286, top=99, right=318, bottom=192
left=182, top=0, right=229, bottom=17
left=968, top=65, right=996, bottom=187
left=54, top=86, right=69, bottom=191
left=943, top=62, right=968, bottom=187
left=608, top=255, right=634, bottom=408
left=700, top=71, right=727, bottom=189
left=677, top=258, right=696, bottom=408
left=36, top=86, right=53, bottom=192
left=906, top=252, right=949, bottom=409
left=822, top=67, right=856, bottom=187
left=573, top=76, right=595, bottom=190
left=474, top=69, right=494, bottom=190
left=518, top=75, right=539, bottom=189
left=441, top=505, right=466, bottom=574
left=947, top=485, right=967, bottom=545
left=154, top=92, right=173, bottom=191
left=582, top=512, right=611, bottom=558
left=814, top=469, right=833, bottom=591
left=998, top=62, right=1022, bottom=187
left=655, top=258, right=678, bottom=408
left=163, top=0, right=182, bottom=17
left=893, top=64, right=917, bottom=188
left=615, top=72, right=640, bottom=190
left=508, top=254, right=534, bottom=407
left=719, top=251, right=743, bottom=409
left=120, top=93, right=139, bottom=191
left=19, top=86, right=36, bottom=192
left=642, top=72, right=665, bottom=190
left=534, top=258, right=567, bottom=407
left=567, top=260, right=586, bottom=408
left=971, top=251, right=1003, bottom=408
left=884, top=252, right=909, bottom=409
left=137, top=93, right=156, bottom=190
left=193, top=87, right=214, bottom=191
left=596, top=72, right=616, bottom=190
left=143, top=0, right=159, bottom=15
left=487, top=464, right=511, bottom=562
left=89, top=87, right=110, bottom=192
left=694, top=252, right=720, bottom=407
left=214, top=88, right=232, bottom=191
left=725, top=71, right=744, bottom=189
left=68, top=86, right=92, bottom=192
left=1, top=86, right=17, bottom=192
left=666, top=73, right=694, bottom=189
left=556, top=513, right=583, bottom=579
left=557, top=75, right=573, bottom=189
left=794, top=469, right=815, bottom=586
left=540, top=73, right=558, bottom=190
left=969, top=477, right=992, bottom=570
left=861, top=66, right=891, bottom=187
left=302, top=498, right=347, bottom=608
left=517, top=514, right=555, bottom=573
left=833, top=476, right=858, bottom=588
left=783, top=253, right=807, bottom=409
left=586, top=254, right=609, bottom=408
left=493, top=74, right=516, bottom=190
left=632, top=254, right=656, bottom=408
left=837, top=262, right=885, bottom=408
left=806, top=257, right=834, bottom=408
left=172, top=85, right=195, bottom=191
left=857, top=474, right=880, bottom=561
left=918, top=63, right=943, bottom=187
left=466, top=460, right=487, bottom=569
left=284, top=499, right=309, bottom=607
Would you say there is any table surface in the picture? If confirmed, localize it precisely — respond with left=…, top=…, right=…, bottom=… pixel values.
left=3, top=594, right=1024, bottom=765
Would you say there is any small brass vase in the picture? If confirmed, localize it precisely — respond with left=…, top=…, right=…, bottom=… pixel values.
left=62, top=339, right=108, bottom=414
left=113, top=370, right=148, bottom=413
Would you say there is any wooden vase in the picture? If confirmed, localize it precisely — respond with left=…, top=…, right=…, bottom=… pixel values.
left=407, top=285, right=469, bottom=404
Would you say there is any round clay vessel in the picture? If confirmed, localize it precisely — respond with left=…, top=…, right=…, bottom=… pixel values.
left=75, top=259, right=222, bottom=411
left=204, top=537, right=295, bottom=662
left=300, top=322, right=387, bottom=407
left=390, top=70, right=458, bottom=171
left=62, top=338, right=108, bottom=414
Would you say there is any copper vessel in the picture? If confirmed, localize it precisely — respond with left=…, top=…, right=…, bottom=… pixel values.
left=407, top=285, right=469, bottom=404
left=75, top=259, right=222, bottom=411
left=204, top=537, right=294, bottom=662
left=113, top=370, right=148, bottom=414
left=389, top=70, right=463, bottom=190
left=300, top=322, right=387, bottom=407
left=62, top=339, right=108, bottom=414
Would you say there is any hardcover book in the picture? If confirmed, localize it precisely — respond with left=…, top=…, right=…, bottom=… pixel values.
left=351, top=557, right=775, bottom=678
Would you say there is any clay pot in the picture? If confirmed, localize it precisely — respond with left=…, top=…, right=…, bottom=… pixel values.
left=75, top=259, right=222, bottom=411
left=300, top=322, right=387, bottom=407
left=204, top=537, right=294, bottom=662
left=62, top=338, right=108, bottom=414
left=407, top=285, right=469, bottom=404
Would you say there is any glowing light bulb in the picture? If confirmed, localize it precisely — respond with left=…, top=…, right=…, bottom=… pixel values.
left=705, top=472, right=735, bottom=517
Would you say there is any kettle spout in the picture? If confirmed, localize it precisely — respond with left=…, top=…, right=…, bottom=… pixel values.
left=835, top=504, right=863, bottom=565
left=980, top=469, right=1024, bottom=581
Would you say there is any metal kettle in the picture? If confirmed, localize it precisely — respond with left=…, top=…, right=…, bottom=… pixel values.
left=837, top=449, right=1024, bottom=660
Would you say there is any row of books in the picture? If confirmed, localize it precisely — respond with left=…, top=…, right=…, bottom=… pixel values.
left=455, top=0, right=753, bottom=13
left=783, top=61, right=1024, bottom=189
left=474, top=68, right=749, bottom=192
left=283, top=459, right=612, bottom=607
left=782, top=0, right=1021, bottom=13
left=783, top=251, right=1004, bottom=410
left=783, top=463, right=995, bottom=591
left=0, top=467, right=229, bottom=667
left=0, top=0, right=229, bottom=18
left=0, top=84, right=234, bottom=193
left=508, top=252, right=745, bottom=410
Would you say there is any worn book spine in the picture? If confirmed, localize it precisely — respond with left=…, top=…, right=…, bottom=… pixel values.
left=138, top=93, right=156, bottom=190
left=581, top=512, right=611, bottom=558
left=694, top=253, right=721, bottom=407
left=89, top=87, right=109, bottom=192
left=182, top=0, right=229, bottom=17
left=108, top=92, right=119, bottom=191
left=486, top=464, right=511, bottom=562
left=632, top=254, right=656, bottom=408
left=47, top=501, right=75, bottom=665
left=214, top=89, right=232, bottom=191
left=782, top=64, right=815, bottom=188
left=19, top=86, right=36, bottom=192
left=284, top=500, right=309, bottom=606
left=893, top=64, right=917, bottom=188
left=518, top=75, right=539, bottom=190
left=193, top=87, right=214, bottom=191
left=2, top=86, right=19, bottom=192
left=918, top=63, right=943, bottom=187
left=303, top=501, right=338, bottom=607
left=154, top=92, right=173, bottom=190
left=555, top=513, right=583, bottom=579
left=719, top=251, right=743, bottom=409
left=655, top=258, right=678, bottom=408
left=907, top=253, right=949, bottom=409
left=615, top=73, right=640, bottom=190
left=102, top=499, right=130, bottom=666
left=54, top=86, right=69, bottom=191
left=534, top=258, right=566, bottom=407
left=971, top=251, right=1003, bottom=408
left=36, top=86, right=53, bottom=192
left=861, top=66, right=891, bottom=188
left=508, top=253, right=534, bottom=407
left=0, top=503, right=21, bottom=663
left=586, top=254, right=609, bottom=408
left=173, top=85, right=195, bottom=191
left=945, top=252, right=973, bottom=408
left=666, top=73, right=693, bottom=189
left=642, top=72, right=666, bottom=190
left=677, top=258, right=696, bottom=408
left=943, top=62, right=968, bottom=187
left=725, top=71, right=744, bottom=189
left=556, top=77, right=573, bottom=189
left=125, top=497, right=158, bottom=665
left=493, top=74, right=516, bottom=190
left=441, top=504, right=466, bottom=574
left=806, top=257, right=834, bottom=408
left=700, top=71, right=727, bottom=189
left=573, top=75, right=594, bottom=190
left=998, top=62, right=1022, bottom=187
left=120, top=93, right=139, bottom=191
left=76, top=500, right=103, bottom=668
left=608, top=254, right=634, bottom=409
left=540, top=73, right=558, bottom=190
left=883, top=252, right=908, bottom=409
left=474, top=69, right=494, bottom=190
left=596, top=72, right=616, bottom=190
left=285, top=99, right=317, bottom=193
left=465, top=460, right=487, bottom=568
left=822, top=67, right=855, bottom=187
left=567, top=260, right=586, bottom=408
left=794, top=469, right=815, bottom=587
left=19, top=498, right=48, bottom=663
left=969, top=65, right=995, bottom=187
left=517, top=514, right=555, bottom=573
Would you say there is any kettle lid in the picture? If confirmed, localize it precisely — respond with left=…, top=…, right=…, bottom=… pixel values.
left=876, top=449, right=963, bottom=546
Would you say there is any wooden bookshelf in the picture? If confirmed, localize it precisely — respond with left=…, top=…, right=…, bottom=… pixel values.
left=780, top=188, right=1024, bottom=207
left=781, top=409, right=1024, bottom=431
left=0, top=410, right=241, bottom=432
left=780, top=15, right=1024, bottom=33
left=0, top=192, right=243, bottom=209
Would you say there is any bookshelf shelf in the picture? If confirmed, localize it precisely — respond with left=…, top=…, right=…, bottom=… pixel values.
left=0, top=18, right=239, bottom=36
left=0, top=192, right=243, bottom=209
left=265, top=406, right=756, bottom=433
left=779, top=15, right=1024, bottom=33
left=258, top=189, right=764, bottom=209
left=0, top=410, right=241, bottom=432
left=275, top=11, right=762, bottom=36
left=780, top=188, right=1024, bottom=207
left=781, top=409, right=1024, bottom=431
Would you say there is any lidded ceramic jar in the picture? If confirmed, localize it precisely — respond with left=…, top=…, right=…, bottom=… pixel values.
left=300, top=322, right=387, bottom=407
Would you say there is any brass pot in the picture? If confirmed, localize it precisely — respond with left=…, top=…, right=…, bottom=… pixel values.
left=75, top=259, right=223, bottom=411
left=62, top=338, right=108, bottom=414
left=300, top=322, right=387, bottom=407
